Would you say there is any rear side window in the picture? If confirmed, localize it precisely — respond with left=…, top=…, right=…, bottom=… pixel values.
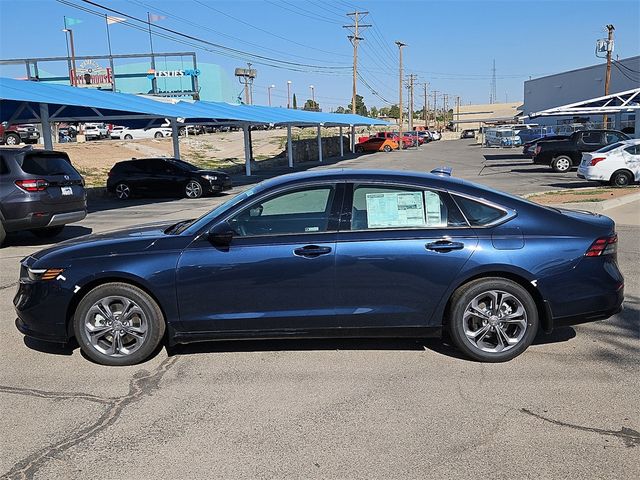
left=625, top=145, right=639, bottom=155
left=18, top=154, right=77, bottom=176
left=350, top=185, right=467, bottom=230
left=0, top=157, right=8, bottom=175
left=581, top=132, right=603, bottom=145
left=453, top=195, right=507, bottom=226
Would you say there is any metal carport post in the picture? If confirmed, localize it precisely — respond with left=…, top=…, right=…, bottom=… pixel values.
left=287, top=125, right=293, bottom=168
left=339, top=126, right=344, bottom=157
left=242, top=124, right=252, bottom=176
left=38, top=103, right=53, bottom=150
left=170, top=118, right=180, bottom=159
left=317, top=124, right=323, bottom=163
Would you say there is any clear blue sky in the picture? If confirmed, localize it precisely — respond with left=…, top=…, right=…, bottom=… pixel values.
left=1, top=0, right=638, bottom=110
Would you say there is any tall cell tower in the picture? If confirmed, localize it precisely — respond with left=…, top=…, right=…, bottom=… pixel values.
left=489, top=59, right=497, bottom=104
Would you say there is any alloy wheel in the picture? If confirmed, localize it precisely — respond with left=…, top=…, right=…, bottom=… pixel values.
left=84, top=296, right=148, bottom=357
left=115, top=183, right=130, bottom=199
left=555, top=158, right=571, bottom=172
left=462, top=290, right=527, bottom=353
left=185, top=181, right=202, bottom=198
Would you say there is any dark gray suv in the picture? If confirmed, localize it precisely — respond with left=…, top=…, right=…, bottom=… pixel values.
left=0, top=147, right=87, bottom=246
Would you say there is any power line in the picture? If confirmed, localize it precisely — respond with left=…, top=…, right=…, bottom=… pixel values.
left=73, top=0, right=351, bottom=71
left=190, top=0, right=350, bottom=59
left=264, top=0, right=343, bottom=25
left=344, top=10, right=371, bottom=114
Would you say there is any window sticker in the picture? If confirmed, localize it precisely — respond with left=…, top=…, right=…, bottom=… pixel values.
left=424, top=191, right=444, bottom=226
left=365, top=192, right=425, bottom=228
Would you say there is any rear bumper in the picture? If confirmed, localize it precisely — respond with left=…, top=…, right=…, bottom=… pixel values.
left=3, top=209, right=87, bottom=232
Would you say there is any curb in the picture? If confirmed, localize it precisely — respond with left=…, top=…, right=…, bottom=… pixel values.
left=547, top=191, right=640, bottom=212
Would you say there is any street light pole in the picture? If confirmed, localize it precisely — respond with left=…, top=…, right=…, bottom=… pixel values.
left=309, top=84, right=315, bottom=109
left=268, top=84, right=275, bottom=107
left=287, top=80, right=292, bottom=109
left=62, top=28, right=77, bottom=86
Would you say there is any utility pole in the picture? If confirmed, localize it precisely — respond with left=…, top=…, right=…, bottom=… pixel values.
left=432, top=90, right=439, bottom=130
left=423, top=82, right=429, bottom=128
left=268, top=84, right=275, bottom=107
left=455, top=96, right=461, bottom=132
left=407, top=74, right=417, bottom=132
left=603, top=24, right=615, bottom=127
left=344, top=11, right=371, bottom=114
left=443, top=93, right=449, bottom=129
left=395, top=41, right=406, bottom=143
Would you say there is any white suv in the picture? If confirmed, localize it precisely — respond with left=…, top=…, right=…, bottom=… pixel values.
left=578, top=139, right=640, bottom=186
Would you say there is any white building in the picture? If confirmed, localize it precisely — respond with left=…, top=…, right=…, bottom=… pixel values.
left=522, top=55, right=639, bottom=130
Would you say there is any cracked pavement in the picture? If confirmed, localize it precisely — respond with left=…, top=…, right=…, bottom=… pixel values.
left=1, top=140, right=638, bottom=479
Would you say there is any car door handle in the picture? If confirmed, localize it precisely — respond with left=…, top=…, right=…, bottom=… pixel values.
left=293, top=245, right=332, bottom=258
left=426, top=240, right=465, bottom=252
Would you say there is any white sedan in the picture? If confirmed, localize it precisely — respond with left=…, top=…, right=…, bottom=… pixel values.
left=110, top=126, right=172, bottom=140
left=578, top=139, right=640, bottom=186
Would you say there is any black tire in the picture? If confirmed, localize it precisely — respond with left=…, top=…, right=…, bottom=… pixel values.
left=447, top=277, right=539, bottom=362
left=123, top=134, right=133, bottom=140
left=550, top=155, right=573, bottom=173
left=4, top=133, right=21, bottom=145
left=179, top=127, right=186, bottom=136
left=610, top=170, right=633, bottom=187
left=154, top=131, right=163, bottom=138
left=30, top=226, right=64, bottom=238
left=185, top=180, right=203, bottom=198
left=383, top=145, right=392, bottom=152
left=0, top=221, right=6, bottom=247
left=73, top=283, right=165, bottom=366
left=115, top=182, right=131, bottom=200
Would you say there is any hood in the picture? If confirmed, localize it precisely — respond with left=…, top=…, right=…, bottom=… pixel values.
left=195, top=169, right=228, bottom=177
left=29, top=221, right=178, bottom=263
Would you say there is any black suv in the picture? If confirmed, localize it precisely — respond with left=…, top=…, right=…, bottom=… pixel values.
left=106, top=157, right=233, bottom=200
left=0, top=147, right=87, bottom=246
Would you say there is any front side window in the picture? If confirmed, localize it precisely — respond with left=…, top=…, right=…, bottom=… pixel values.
left=350, top=185, right=467, bottom=230
left=229, top=185, right=335, bottom=236
left=453, top=195, right=507, bottom=226
left=605, top=132, right=626, bottom=144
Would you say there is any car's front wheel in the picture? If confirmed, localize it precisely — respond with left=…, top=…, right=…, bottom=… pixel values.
left=154, top=131, right=163, bottom=138
left=383, top=145, right=392, bottom=152
left=447, top=278, right=539, bottom=362
left=185, top=180, right=203, bottom=198
left=115, top=182, right=131, bottom=200
left=123, top=134, right=133, bottom=140
left=74, top=283, right=166, bottom=366
left=610, top=170, right=633, bottom=187
left=551, top=155, right=572, bottom=173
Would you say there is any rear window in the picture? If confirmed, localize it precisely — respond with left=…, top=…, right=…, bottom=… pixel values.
left=0, top=157, right=9, bottom=175
left=453, top=195, right=507, bottom=226
left=18, top=154, right=78, bottom=176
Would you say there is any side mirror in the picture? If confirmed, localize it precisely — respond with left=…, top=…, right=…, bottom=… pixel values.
left=207, top=222, right=234, bottom=247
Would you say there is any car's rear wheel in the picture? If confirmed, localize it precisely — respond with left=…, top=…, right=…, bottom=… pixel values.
left=123, top=134, right=133, bottom=140
left=551, top=155, right=572, bottom=173
left=154, top=132, right=163, bottom=138
left=610, top=170, right=633, bottom=187
left=4, top=133, right=20, bottom=145
left=185, top=180, right=203, bottom=198
left=30, top=226, right=64, bottom=238
left=74, top=283, right=165, bottom=366
left=447, top=278, right=539, bottom=362
left=383, top=145, right=392, bottom=152
left=115, top=182, right=131, bottom=200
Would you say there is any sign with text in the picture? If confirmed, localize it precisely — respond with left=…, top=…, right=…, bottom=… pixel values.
left=71, top=60, right=113, bottom=89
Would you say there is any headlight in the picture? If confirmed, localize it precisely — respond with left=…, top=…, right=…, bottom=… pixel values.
left=202, top=175, right=218, bottom=181
left=28, top=268, right=65, bottom=281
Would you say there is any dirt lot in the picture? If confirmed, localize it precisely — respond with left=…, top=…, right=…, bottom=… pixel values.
left=527, top=186, right=639, bottom=205
left=21, top=127, right=371, bottom=187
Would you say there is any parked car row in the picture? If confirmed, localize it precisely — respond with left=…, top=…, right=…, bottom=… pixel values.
left=0, top=122, right=40, bottom=145
left=0, top=147, right=234, bottom=246
left=577, top=138, right=640, bottom=186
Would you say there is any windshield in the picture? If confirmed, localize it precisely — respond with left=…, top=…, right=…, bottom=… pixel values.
left=596, top=142, right=623, bottom=153
left=168, top=158, right=199, bottom=171
left=178, top=187, right=257, bottom=235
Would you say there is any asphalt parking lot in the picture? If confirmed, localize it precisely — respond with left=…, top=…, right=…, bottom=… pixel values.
left=1, top=140, right=638, bottom=479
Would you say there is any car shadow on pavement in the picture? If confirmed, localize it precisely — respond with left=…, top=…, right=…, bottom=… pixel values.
left=23, top=336, right=76, bottom=356
left=483, top=153, right=529, bottom=161
left=3, top=225, right=93, bottom=248
left=87, top=195, right=195, bottom=214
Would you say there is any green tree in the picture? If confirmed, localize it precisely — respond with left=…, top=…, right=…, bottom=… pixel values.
left=292, top=93, right=298, bottom=109
left=335, top=106, right=346, bottom=113
left=347, top=94, right=368, bottom=116
left=378, top=106, right=390, bottom=117
left=388, top=104, right=400, bottom=119
left=370, top=106, right=379, bottom=118
left=303, top=99, right=320, bottom=111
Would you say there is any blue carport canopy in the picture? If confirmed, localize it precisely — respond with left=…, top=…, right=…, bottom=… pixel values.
left=1, top=76, right=389, bottom=175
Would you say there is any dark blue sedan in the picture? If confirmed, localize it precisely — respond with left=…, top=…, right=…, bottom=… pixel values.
left=14, top=169, right=624, bottom=365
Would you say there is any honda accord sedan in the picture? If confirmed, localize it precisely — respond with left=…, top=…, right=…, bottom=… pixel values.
left=14, top=169, right=624, bottom=365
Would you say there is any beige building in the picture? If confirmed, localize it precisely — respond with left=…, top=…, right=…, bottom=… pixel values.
left=452, top=101, right=522, bottom=131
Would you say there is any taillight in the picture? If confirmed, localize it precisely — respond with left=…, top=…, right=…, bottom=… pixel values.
left=589, top=157, right=606, bottom=166
left=15, top=179, right=49, bottom=192
left=585, top=234, right=618, bottom=257
left=108, top=170, right=113, bottom=177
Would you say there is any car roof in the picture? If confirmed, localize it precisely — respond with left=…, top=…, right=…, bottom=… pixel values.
left=622, top=138, right=640, bottom=145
